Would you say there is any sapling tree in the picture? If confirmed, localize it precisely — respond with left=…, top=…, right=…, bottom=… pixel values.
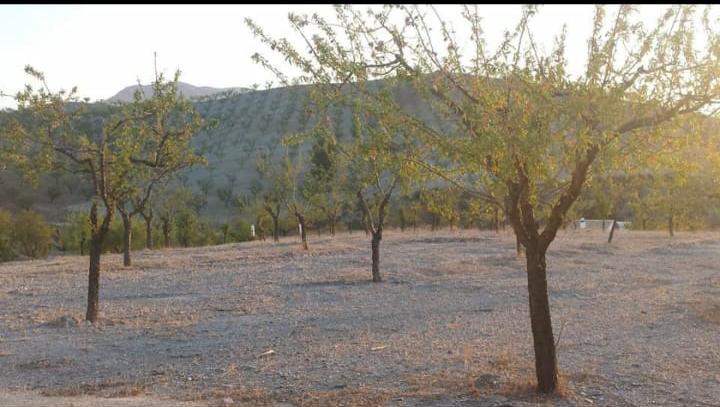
left=279, top=146, right=312, bottom=250
left=115, top=70, right=207, bottom=266
left=254, top=152, right=287, bottom=242
left=1, top=66, right=208, bottom=322
left=248, top=4, right=720, bottom=392
left=304, top=122, right=348, bottom=236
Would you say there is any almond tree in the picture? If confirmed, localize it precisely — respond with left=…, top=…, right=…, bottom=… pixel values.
left=2, top=66, right=209, bottom=322
left=254, top=151, right=286, bottom=242
left=248, top=5, right=720, bottom=392
left=304, top=125, right=348, bottom=236
left=115, top=70, right=207, bottom=266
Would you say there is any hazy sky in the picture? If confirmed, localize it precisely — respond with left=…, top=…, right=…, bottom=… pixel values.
left=0, top=5, right=676, bottom=109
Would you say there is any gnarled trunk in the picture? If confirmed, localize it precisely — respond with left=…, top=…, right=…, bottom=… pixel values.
left=525, top=242, right=558, bottom=393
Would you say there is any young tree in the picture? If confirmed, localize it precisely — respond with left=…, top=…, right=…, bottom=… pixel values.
left=254, top=153, right=286, bottom=242
left=248, top=5, right=720, bottom=392
left=282, top=149, right=312, bottom=250
left=304, top=125, right=348, bottom=236
left=2, top=66, right=208, bottom=322
left=156, top=187, right=188, bottom=248
left=115, top=70, right=207, bottom=266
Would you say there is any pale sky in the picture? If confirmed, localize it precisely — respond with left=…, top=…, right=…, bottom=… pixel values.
left=0, top=5, right=678, bottom=109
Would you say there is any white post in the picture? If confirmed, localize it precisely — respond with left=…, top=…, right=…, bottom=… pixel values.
left=251, top=224, right=255, bottom=237
left=298, top=223, right=303, bottom=239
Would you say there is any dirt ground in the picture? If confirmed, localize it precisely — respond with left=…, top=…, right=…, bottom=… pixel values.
left=0, top=229, right=718, bottom=407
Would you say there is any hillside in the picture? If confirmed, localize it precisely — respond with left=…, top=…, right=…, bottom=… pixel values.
left=0, top=80, right=446, bottom=222
left=0, top=78, right=496, bottom=224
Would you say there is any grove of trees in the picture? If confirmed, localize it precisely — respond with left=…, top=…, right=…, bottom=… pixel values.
left=1, top=4, right=719, bottom=398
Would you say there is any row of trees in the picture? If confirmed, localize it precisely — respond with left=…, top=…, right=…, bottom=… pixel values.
left=246, top=4, right=720, bottom=393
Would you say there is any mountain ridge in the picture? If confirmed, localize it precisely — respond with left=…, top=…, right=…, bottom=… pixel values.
left=106, top=81, right=250, bottom=103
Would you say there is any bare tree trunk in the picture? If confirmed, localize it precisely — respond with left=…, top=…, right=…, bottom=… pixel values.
left=371, top=232, right=381, bottom=282
left=272, top=215, right=280, bottom=242
left=525, top=242, right=558, bottom=394
left=357, top=183, right=395, bottom=283
left=141, top=210, right=153, bottom=249
left=161, top=218, right=171, bottom=247
left=120, top=210, right=132, bottom=267
left=86, top=235, right=102, bottom=323
left=494, top=208, right=499, bottom=233
left=329, top=215, right=336, bottom=236
left=297, top=213, right=308, bottom=250
left=607, top=219, right=617, bottom=244
left=85, top=201, right=112, bottom=323
left=399, top=208, right=406, bottom=232
left=668, top=213, right=674, bottom=237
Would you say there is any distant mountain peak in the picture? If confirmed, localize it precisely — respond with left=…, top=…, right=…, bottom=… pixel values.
left=106, top=82, right=249, bottom=103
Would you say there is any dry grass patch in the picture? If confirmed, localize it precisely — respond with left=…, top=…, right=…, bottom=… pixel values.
left=291, top=385, right=393, bottom=407
left=402, top=369, right=478, bottom=399
left=693, top=302, right=720, bottom=324
left=183, top=386, right=276, bottom=406
left=17, top=357, right=73, bottom=370
left=40, top=378, right=149, bottom=398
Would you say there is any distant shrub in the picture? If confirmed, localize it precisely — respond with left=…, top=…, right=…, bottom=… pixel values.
left=12, top=210, right=52, bottom=258
left=58, top=210, right=91, bottom=254
left=227, top=218, right=253, bottom=243
left=0, top=209, right=15, bottom=261
left=175, top=210, right=219, bottom=247
left=104, top=218, right=146, bottom=253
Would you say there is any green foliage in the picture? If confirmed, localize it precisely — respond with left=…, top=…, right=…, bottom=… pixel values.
left=12, top=209, right=52, bottom=258
left=58, top=210, right=91, bottom=253
left=174, top=209, right=218, bottom=247
left=0, top=209, right=14, bottom=261
left=104, top=217, right=147, bottom=253
left=226, top=218, right=254, bottom=242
